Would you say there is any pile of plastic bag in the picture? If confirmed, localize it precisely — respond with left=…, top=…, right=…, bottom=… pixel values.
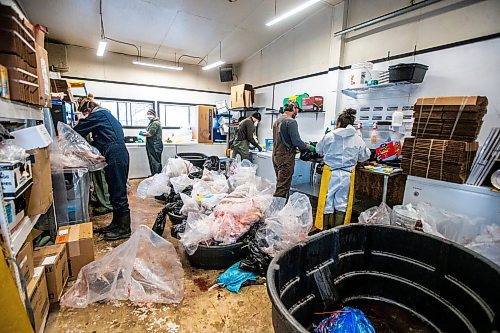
left=51, top=123, right=107, bottom=171
left=239, top=192, right=313, bottom=275
left=60, top=226, right=184, bottom=307
left=179, top=182, right=273, bottom=255
left=358, top=202, right=500, bottom=265
left=137, top=158, right=194, bottom=199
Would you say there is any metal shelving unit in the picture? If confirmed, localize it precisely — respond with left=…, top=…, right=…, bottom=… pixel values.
left=341, top=82, right=420, bottom=99
left=0, top=98, right=44, bottom=121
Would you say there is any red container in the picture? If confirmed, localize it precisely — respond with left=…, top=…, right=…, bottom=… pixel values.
left=301, top=96, right=324, bottom=111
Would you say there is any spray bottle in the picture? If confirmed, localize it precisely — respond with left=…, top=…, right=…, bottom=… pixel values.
left=371, top=122, right=379, bottom=145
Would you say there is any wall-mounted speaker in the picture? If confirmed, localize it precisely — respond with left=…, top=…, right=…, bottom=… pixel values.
left=219, top=64, right=234, bottom=82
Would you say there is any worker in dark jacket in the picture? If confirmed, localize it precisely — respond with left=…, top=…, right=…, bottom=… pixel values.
left=140, top=109, right=163, bottom=175
left=75, top=98, right=131, bottom=241
left=231, top=112, right=262, bottom=160
left=272, top=101, right=314, bottom=198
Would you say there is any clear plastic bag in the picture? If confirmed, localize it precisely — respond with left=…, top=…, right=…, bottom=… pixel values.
left=256, top=192, right=313, bottom=256
left=54, top=122, right=107, bottom=171
left=359, top=202, right=392, bottom=225
left=178, top=213, right=218, bottom=255
left=163, top=158, right=192, bottom=178
left=180, top=193, right=200, bottom=215
left=228, top=159, right=258, bottom=190
left=466, top=225, right=500, bottom=266
left=0, top=141, right=26, bottom=162
left=137, top=173, right=171, bottom=199
left=170, top=174, right=194, bottom=194
left=60, top=225, right=184, bottom=308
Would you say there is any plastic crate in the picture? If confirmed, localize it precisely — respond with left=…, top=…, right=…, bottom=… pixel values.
left=388, top=63, right=428, bottom=83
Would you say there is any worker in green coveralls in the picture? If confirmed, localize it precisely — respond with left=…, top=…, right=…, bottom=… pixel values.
left=140, top=109, right=163, bottom=175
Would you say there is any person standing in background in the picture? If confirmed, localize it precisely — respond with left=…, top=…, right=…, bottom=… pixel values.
left=272, top=101, right=314, bottom=198
left=316, top=108, right=370, bottom=228
left=140, top=109, right=163, bottom=175
left=231, top=112, right=262, bottom=160
left=75, top=97, right=131, bottom=241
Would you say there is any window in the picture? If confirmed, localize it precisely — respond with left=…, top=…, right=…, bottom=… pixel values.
left=158, top=102, right=191, bottom=128
left=94, top=99, right=154, bottom=127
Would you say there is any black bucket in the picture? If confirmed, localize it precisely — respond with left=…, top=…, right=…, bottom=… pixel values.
left=167, top=211, right=185, bottom=225
left=176, top=153, right=208, bottom=169
left=267, top=224, right=500, bottom=333
left=187, top=242, right=248, bottom=270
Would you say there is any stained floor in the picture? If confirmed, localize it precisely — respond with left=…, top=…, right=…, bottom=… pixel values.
left=45, top=179, right=273, bottom=333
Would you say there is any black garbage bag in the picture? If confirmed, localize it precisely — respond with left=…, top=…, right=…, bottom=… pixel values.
left=300, top=141, right=323, bottom=162
left=152, top=206, right=169, bottom=237
left=166, top=200, right=183, bottom=216
left=203, top=156, right=220, bottom=171
left=181, top=185, right=193, bottom=196
left=239, top=238, right=272, bottom=276
left=188, top=169, right=203, bottom=179
left=171, top=220, right=187, bottom=239
left=237, top=220, right=263, bottom=243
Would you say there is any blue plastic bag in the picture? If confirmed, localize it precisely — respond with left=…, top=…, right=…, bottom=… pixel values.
left=315, top=307, right=375, bottom=333
left=216, top=261, right=258, bottom=293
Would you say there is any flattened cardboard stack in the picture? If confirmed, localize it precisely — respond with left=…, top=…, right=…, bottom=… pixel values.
left=411, top=96, right=487, bottom=141
left=402, top=96, right=487, bottom=184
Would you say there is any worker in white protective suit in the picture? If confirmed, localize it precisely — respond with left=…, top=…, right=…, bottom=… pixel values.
left=316, top=108, right=371, bottom=228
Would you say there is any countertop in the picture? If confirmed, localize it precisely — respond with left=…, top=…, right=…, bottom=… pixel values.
left=126, top=142, right=227, bottom=146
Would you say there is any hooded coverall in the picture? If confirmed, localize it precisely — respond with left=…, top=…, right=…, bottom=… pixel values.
left=146, top=117, right=163, bottom=175
left=74, top=107, right=130, bottom=216
left=316, top=124, right=370, bottom=214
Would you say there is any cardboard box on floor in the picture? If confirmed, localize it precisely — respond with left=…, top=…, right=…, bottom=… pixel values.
left=34, top=244, right=69, bottom=303
left=231, top=84, right=254, bottom=108
left=16, top=236, right=34, bottom=285
left=28, top=266, right=49, bottom=333
left=55, top=222, right=94, bottom=280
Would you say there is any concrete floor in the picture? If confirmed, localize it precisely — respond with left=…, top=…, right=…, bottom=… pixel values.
left=45, top=179, right=274, bottom=333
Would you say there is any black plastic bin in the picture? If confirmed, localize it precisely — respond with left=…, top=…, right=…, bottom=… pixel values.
left=187, top=242, right=248, bottom=270
left=267, top=224, right=500, bottom=333
left=389, top=63, right=428, bottom=83
left=176, top=153, right=208, bottom=169
left=167, top=211, right=185, bottom=225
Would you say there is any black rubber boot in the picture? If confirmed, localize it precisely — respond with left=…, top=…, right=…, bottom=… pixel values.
left=104, top=212, right=131, bottom=241
left=323, top=214, right=334, bottom=230
left=94, top=213, right=119, bottom=234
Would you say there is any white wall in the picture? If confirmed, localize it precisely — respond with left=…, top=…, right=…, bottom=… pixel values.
left=241, top=0, right=500, bottom=146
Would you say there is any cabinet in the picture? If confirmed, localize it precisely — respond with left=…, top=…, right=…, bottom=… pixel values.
left=190, top=105, right=214, bottom=144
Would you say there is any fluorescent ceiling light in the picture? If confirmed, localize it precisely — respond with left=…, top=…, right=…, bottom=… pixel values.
left=266, top=0, right=321, bottom=26
left=202, top=60, right=225, bottom=71
left=96, top=40, right=107, bottom=57
left=132, top=60, right=183, bottom=71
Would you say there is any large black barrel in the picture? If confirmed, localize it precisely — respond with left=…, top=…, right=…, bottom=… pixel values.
left=187, top=242, right=248, bottom=270
left=176, top=153, right=208, bottom=168
left=267, top=224, right=500, bottom=333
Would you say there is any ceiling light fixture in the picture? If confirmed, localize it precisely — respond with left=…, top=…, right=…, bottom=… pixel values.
left=96, top=40, right=107, bottom=57
left=266, top=0, right=321, bottom=27
left=202, top=60, right=225, bottom=71
left=132, top=60, right=183, bottom=71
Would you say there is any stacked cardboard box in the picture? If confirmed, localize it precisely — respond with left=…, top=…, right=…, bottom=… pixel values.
left=0, top=4, right=50, bottom=106
left=0, top=4, right=39, bottom=104
left=411, top=96, right=487, bottom=141
left=402, top=96, right=486, bottom=184
left=401, top=138, right=478, bottom=183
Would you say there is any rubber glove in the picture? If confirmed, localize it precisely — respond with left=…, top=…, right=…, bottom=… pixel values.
left=309, top=145, right=316, bottom=152
left=139, top=131, right=145, bottom=136
left=257, top=146, right=263, bottom=152
left=324, top=127, right=331, bottom=134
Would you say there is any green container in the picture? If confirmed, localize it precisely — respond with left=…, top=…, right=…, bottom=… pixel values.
left=283, top=93, right=309, bottom=109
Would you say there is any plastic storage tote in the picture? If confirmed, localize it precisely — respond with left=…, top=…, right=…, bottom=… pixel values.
left=176, top=153, right=208, bottom=168
left=388, top=63, right=428, bottom=83
left=267, top=224, right=500, bottom=333
left=52, top=167, right=90, bottom=226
